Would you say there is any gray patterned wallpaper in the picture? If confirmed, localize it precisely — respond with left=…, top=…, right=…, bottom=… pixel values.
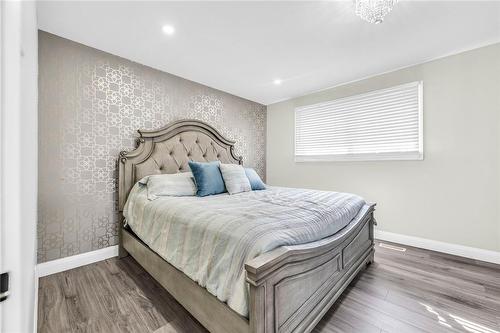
left=38, top=31, right=266, bottom=263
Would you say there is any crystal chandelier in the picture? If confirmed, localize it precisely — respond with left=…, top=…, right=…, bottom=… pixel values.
left=354, top=0, right=398, bottom=24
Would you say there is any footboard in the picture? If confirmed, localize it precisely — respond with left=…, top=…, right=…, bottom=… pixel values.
left=245, top=204, right=376, bottom=333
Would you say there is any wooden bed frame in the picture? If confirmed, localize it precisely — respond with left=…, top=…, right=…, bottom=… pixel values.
left=118, top=119, right=376, bottom=333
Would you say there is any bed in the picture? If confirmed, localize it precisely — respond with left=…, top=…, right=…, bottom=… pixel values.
left=118, top=119, right=376, bottom=333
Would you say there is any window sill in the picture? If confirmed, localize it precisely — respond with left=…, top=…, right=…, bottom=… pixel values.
left=295, top=152, right=423, bottom=162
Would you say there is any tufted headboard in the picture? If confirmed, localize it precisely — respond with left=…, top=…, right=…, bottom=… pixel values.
left=118, top=119, right=242, bottom=211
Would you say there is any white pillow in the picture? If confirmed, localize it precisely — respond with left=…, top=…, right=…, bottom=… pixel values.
left=146, top=172, right=197, bottom=200
left=219, top=164, right=251, bottom=195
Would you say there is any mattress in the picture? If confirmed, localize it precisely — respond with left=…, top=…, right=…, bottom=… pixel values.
left=123, top=184, right=367, bottom=317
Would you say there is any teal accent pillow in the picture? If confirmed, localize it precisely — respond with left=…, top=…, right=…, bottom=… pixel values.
left=188, top=161, right=226, bottom=197
left=244, top=168, right=266, bottom=190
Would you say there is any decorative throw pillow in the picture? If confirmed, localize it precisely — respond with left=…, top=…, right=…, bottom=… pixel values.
left=188, top=161, right=226, bottom=197
left=220, top=164, right=252, bottom=195
left=244, top=168, right=266, bottom=190
left=146, top=172, right=197, bottom=200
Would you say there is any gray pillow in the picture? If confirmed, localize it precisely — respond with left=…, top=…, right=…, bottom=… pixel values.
left=219, top=164, right=251, bottom=195
left=146, top=172, right=197, bottom=200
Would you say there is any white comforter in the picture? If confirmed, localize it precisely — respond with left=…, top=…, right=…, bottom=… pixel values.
left=123, top=185, right=367, bottom=317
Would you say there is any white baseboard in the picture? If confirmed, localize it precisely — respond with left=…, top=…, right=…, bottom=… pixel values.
left=36, top=245, right=119, bottom=278
left=375, top=230, right=500, bottom=265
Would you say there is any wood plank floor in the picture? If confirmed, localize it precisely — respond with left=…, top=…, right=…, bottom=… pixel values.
left=38, top=241, right=500, bottom=333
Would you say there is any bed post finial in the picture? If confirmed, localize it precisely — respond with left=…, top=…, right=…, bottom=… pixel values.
left=230, top=146, right=243, bottom=165
left=119, top=150, right=128, bottom=163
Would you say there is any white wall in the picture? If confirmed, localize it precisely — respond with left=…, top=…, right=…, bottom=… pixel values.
left=267, top=44, right=500, bottom=253
left=1, top=1, right=38, bottom=332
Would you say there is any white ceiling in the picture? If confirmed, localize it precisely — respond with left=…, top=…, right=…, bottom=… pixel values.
left=38, top=1, right=500, bottom=105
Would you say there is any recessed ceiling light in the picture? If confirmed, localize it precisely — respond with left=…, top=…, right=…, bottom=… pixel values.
left=162, top=25, right=175, bottom=35
left=273, top=79, right=282, bottom=85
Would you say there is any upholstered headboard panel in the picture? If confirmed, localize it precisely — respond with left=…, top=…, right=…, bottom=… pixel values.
left=118, top=119, right=242, bottom=211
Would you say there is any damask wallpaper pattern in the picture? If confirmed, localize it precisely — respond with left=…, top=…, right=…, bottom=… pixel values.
left=38, top=31, right=266, bottom=263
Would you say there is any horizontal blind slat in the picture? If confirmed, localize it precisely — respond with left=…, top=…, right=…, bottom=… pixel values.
left=296, top=146, right=419, bottom=154
left=296, top=115, right=419, bottom=134
left=296, top=85, right=418, bottom=112
left=296, top=94, right=418, bottom=118
left=296, top=101, right=419, bottom=122
left=296, top=137, right=419, bottom=149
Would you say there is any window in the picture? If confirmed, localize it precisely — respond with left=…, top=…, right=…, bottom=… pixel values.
left=295, top=81, right=423, bottom=162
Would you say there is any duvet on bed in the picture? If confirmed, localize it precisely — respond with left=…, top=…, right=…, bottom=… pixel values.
left=123, top=184, right=367, bottom=317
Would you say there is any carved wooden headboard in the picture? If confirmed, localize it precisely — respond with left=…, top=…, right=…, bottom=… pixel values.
left=118, top=119, right=242, bottom=211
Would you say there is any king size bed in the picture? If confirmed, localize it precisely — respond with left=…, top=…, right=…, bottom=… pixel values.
left=118, top=119, right=376, bottom=333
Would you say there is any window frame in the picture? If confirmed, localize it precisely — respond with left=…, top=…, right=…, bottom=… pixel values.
left=294, top=81, right=424, bottom=162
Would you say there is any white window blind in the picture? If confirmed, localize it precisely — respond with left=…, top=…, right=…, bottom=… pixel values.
left=295, top=81, right=423, bottom=162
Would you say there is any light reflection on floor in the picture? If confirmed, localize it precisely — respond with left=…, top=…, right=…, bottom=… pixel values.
left=420, top=303, right=499, bottom=333
left=421, top=303, right=453, bottom=328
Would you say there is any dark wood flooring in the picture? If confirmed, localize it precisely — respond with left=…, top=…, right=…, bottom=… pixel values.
left=38, top=241, right=500, bottom=333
